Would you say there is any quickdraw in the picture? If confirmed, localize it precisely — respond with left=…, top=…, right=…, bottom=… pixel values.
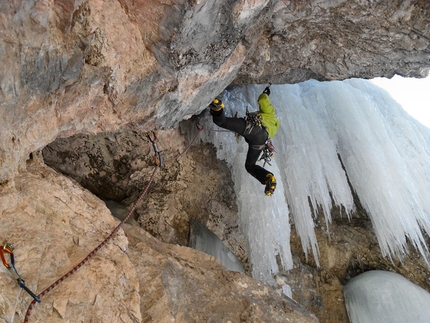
left=147, top=131, right=162, bottom=167
left=1, top=243, right=40, bottom=303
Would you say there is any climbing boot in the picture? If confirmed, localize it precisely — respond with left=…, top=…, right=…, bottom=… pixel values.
left=265, top=173, right=276, bottom=196
left=209, top=98, right=225, bottom=112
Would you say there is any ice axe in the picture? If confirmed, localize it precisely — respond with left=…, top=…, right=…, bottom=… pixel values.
left=263, top=83, right=272, bottom=95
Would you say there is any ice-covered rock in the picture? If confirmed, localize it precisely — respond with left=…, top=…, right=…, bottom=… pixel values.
left=344, top=270, right=430, bottom=323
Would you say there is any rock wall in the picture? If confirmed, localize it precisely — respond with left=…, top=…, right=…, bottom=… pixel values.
left=0, top=151, right=318, bottom=323
left=42, top=128, right=249, bottom=270
left=0, top=159, right=140, bottom=323
left=1, top=0, right=429, bottom=182
left=39, top=126, right=430, bottom=323
left=285, top=203, right=430, bottom=323
left=235, top=0, right=430, bottom=84
left=1, top=0, right=430, bottom=322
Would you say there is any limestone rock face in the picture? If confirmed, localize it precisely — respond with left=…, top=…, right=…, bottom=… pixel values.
left=1, top=0, right=429, bottom=322
left=236, top=0, right=430, bottom=84
left=0, top=160, right=140, bottom=323
left=1, top=0, right=429, bottom=182
left=0, top=160, right=318, bottom=323
left=125, top=224, right=318, bottom=323
left=41, top=128, right=247, bottom=267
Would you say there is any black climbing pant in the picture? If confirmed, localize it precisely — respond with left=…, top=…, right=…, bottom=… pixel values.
left=211, top=109, right=272, bottom=185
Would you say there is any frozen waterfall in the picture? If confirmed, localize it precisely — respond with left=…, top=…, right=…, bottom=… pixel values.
left=182, top=79, right=430, bottom=284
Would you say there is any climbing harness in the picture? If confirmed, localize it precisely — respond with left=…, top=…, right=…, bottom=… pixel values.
left=147, top=131, right=162, bottom=166
left=241, top=108, right=263, bottom=136
left=22, top=123, right=204, bottom=323
left=241, top=106, right=276, bottom=166
left=1, top=242, right=41, bottom=303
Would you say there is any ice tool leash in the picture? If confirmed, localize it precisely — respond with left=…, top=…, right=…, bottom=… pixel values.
left=1, top=242, right=41, bottom=303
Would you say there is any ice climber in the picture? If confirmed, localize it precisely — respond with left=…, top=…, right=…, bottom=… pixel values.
left=209, top=86, right=280, bottom=196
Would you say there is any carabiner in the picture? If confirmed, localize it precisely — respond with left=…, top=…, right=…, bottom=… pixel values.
left=1, top=243, right=19, bottom=277
left=0, top=243, right=11, bottom=268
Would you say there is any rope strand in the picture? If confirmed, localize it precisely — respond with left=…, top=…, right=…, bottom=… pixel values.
left=23, top=123, right=203, bottom=323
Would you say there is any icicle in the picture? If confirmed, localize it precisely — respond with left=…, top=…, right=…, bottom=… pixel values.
left=181, top=78, right=430, bottom=284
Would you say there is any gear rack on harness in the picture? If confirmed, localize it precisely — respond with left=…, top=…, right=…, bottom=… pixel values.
left=259, top=139, right=275, bottom=167
left=242, top=107, right=276, bottom=167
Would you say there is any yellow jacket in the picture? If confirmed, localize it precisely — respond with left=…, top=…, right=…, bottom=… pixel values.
left=257, top=93, right=280, bottom=138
